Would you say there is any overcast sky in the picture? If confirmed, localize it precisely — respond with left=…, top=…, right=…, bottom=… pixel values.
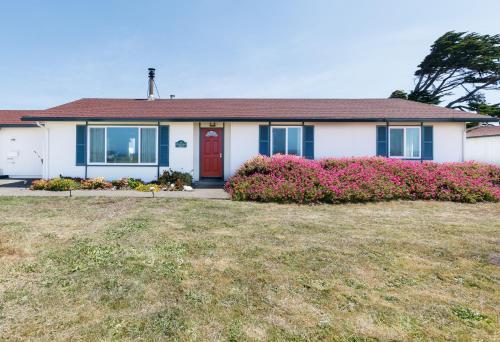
left=0, top=0, right=499, bottom=109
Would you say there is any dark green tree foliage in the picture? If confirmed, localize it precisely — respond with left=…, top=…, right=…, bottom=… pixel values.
left=468, top=102, right=500, bottom=117
left=467, top=93, right=500, bottom=118
left=389, top=90, right=408, bottom=99
left=407, top=90, right=441, bottom=104
left=394, top=31, right=500, bottom=111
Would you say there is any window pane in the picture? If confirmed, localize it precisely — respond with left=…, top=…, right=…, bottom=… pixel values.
left=405, top=128, right=420, bottom=158
left=287, top=127, right=302, bottom=155
left=89, top=128, right=105, bottom=163
left=272, top=128, right=286, bottom=155
left=389, top=128, right=404, bottom=157
left=107, top=127, right=138, bottom=163
left=140, top=128, right=157, bottom=163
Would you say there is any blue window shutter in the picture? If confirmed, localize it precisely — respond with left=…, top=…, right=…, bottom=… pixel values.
left=422, top=126, right=433, bottom=160
left=159, top=126, right=169, bottom=166
left=303, top=125, right=314, bottom=159
left=259, top=125, right=270, bottom=156
left=76, top=125, right=87, bottom=166
left=376, top=125, right=388, bottom=157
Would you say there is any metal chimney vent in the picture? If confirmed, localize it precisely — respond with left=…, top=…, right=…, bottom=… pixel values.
left=147, top=68, right=156, bottom=100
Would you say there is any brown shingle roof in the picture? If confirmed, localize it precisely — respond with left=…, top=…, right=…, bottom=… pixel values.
left=21, top=98, right=499, bottom=122
left=466, top=125, right=500, bottom=138
left=0, top=110, right=39, bottom=126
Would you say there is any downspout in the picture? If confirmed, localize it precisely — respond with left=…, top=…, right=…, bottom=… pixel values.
left=36, top=121, right=49, bottom=179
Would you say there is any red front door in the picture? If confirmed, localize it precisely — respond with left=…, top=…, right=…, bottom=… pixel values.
left=200, top=128, right=223, bottom=178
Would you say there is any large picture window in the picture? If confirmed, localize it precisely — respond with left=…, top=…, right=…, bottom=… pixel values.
left=389, top=127, right=420, bottom=159
left=271, top=126, right=302, bottom=156
left=88, top=126, right=158, bottom=164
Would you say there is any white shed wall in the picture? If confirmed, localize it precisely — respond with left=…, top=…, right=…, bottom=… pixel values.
left=465, top=136, right=500, bottom=165
left=0, top=127, right=43, bottom=178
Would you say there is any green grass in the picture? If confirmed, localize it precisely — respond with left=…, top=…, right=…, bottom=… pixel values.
left=0, top=197, right=498, bottom=340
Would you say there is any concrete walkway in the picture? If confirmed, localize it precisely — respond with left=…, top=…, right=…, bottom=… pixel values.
left=0, top=179, right=32, bottom=188
left=0, top=187, right=229, bottom=199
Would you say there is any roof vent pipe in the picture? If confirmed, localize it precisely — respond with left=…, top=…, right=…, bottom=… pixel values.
left=147, top=68, right=155, bottom=101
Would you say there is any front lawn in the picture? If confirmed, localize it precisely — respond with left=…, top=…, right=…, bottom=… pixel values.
left=0, top=197, right=498, bottom=340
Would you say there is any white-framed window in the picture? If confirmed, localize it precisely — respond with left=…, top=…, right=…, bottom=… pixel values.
left=271, top=126, right=302, bottom=156
left=389, top=126, right=421, bottom=159
left=88, top=126, right=158, bottom=165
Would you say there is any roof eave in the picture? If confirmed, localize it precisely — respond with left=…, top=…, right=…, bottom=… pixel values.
left=21, top=116, right=499, bottom=123
left=0, top=123, right=39, bottom=127
left=467, top=134, right=500, bottom=139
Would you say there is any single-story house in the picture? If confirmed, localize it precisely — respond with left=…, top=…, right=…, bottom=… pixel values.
left=16, top=98, right=498, bottom=183
left=1, top=72, right=498, bottom=182
left=465, top=125, right=500, bottom=165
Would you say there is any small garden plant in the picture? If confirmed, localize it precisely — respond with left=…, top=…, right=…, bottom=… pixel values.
left=80, top=177, right=113, bottom=190
left=30, top=171, right=193, bottom=192
left=225, top=155, right=500, bottom=204
left=135, top=183, right=160, bottom=192
left=157, top=170, right=193, bottom=189
left=31, top=178, right=79, bottom=191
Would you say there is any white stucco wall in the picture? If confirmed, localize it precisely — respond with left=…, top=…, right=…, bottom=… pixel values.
left=227, top=121, right=466, bottom=177
left=432, top=122, right=465, bottom=162
left=193, top=124, right=200, bottom=181
left=314, top=122, right=376, bottom=158
left=0, top=127, right=44, bottom=178
left=228, top=122, right=263, bottom=176
left=44, top=122, right=195, bottom=182
left=45, top=122, right=84, bottom=179
left=465, top=136, right=500, bottom=165
left=169, top=122, right=195, bottom=176
left=224, top=123, right=231, bottom=179
left=41, top=121, right=467, bottom=181
left=314, top=122, right=465, bottom=162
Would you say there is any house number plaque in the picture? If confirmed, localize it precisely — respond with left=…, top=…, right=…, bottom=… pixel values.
left=175, top=140, right=187, bottom=148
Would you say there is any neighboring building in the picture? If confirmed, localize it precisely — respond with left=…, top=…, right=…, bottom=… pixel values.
left=466, top=125, right=500, bottom=165
left=0, top=111, right=44, bottom=178
left=1, top=71, right=498, bottom=181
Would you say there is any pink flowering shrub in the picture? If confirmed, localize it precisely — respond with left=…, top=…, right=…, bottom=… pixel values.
left=225, top=155, right=500, bottom=204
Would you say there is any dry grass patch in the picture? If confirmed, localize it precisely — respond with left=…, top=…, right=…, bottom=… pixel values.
left=0, top=197, right=498, bottom=341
